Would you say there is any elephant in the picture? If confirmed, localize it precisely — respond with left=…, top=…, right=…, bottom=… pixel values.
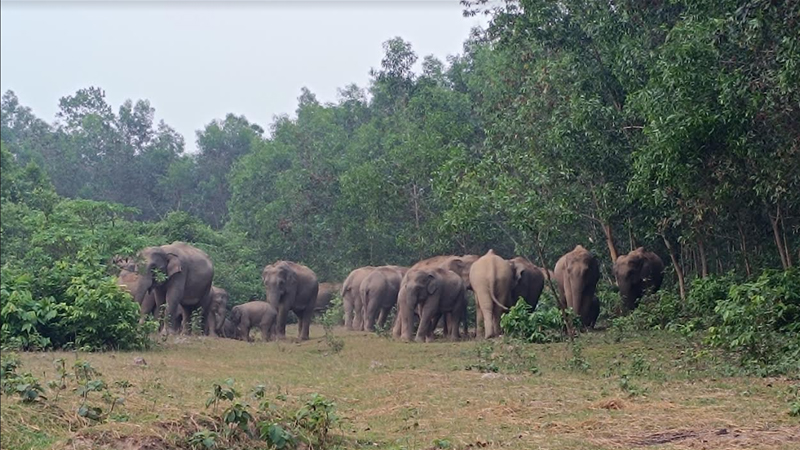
left=392, top=267, right=466, bottom=342
left=412, top=254, right=479, bottom=290
left=341, top=266, right=375, bottom=330
left=262, top=261, right=319, bottom=341
left=205, top=286, right=228, bottom=337
left=554, top=245, right=601, bottom=328
left=113, top=256, right=159, bottom=321
left=613, top=247, right=665, bottom=312
left=227, top=301, right=277, bottom=342
left=137, top=242, right=215, bottom=335
left=469, top=250, right=515, bottom=339
left=314, top=282, right=343, bottom=316
left=412, top=254, right=479, bottom=335
left=221, top=318, right=237, bottom=339
left=360, top=266, right=408, bottom=331
left=587, top=295, right=601, bottom=329
left=509, top=256, right=545, bottom=311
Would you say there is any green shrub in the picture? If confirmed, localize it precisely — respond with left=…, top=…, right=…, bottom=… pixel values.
left=707, top=269, right=800, bottom=374
left=1, top=258, right=154, bottom=351
left=500, top=299, right=579, bottom=343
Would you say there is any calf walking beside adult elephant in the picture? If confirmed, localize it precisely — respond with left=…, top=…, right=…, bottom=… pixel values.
left=554, top=245, right=600, bottom=328
left=262, top=261, right=319, bottom=341
left=393, top=267, right=466, bottom=342
left=614, top=247, right=664, bottom=312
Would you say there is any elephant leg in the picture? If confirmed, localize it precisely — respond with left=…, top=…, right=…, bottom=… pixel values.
left=343, top=295, right=354, bottom=330
left=161, top=276, right=186, bottom=336
left=377, top=308, right=388, bottom=328
left=299, top=306, right=314, bottom=341
left=475, top=305, right=485, bottom=339
left=415, top=301, right=438, bottom=343
left=445, top=313, right=459, bottom=341
left=275, top=304, right=290, bottom=339
left=239, top=318, right=252, bottom=342
left=353, top=296, right=364, bottom=331
left=392, top=308, right=403, bottom=339
left=478, top=297, right=495, bottom=339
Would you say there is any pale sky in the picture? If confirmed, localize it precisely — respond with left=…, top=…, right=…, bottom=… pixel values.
left=0, top=1, right=487, bottom=152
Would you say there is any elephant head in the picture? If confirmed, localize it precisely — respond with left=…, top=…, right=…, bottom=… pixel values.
left=441, top=255, right=479, bottom=290
left=139, top=246, right=183, bottom=296
left=396, top=269, right=441, bottom=341
left=613, top=247, right=664, bottom=312
left=208, top=286, right=229, bottom=336
left=262, top=262, right=297, bottom=310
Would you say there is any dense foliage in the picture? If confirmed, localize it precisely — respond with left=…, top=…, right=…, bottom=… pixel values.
left=1, top=0, right=797, bottom=362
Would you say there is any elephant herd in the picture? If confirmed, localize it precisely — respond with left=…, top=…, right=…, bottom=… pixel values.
left=113, top=241, right=665, bottom=343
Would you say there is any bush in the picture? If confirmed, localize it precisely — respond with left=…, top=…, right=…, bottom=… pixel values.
left=1, top=258, right=154, bottom=351
left=707, top=269, right=800, bottom=374
left=500, top=299, right=579, bottom=343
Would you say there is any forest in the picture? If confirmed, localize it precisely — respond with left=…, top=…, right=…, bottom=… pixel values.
left=2, top=1, right=799, bottom=449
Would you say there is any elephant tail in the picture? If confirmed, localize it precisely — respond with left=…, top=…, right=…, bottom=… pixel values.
left=487, top=263, right=509, bottom=311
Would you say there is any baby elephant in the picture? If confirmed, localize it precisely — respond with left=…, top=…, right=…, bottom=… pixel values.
left=228, top=301, right=277, bottom=342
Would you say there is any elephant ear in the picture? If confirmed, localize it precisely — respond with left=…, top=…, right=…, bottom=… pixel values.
left=166, top=253, right=182, bottom=277
left=426, top=273, right=439, bottom=295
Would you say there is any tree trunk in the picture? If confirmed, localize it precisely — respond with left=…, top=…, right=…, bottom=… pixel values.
left=781, top=209, right=793, bottom=268
left=628, top=217, right=637, bottom=252
left=768, top=205, right=789, bottom=269
left=697, top=236, right=708, bottom=278
left=663, top=234, right=686, bottom=301
left=602, top=222, right=619, bottom=263
left=737, top=223, right=752, bottom=277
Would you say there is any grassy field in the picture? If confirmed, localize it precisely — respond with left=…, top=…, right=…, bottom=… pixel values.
left=1, top=326, right=798, bottom=450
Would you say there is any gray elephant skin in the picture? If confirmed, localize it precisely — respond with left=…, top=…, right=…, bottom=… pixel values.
left=613, top=247, right=664, bottom=312
left=393, top=267, right=466, bottom=342
left=360, top=265, right=407, bottom=331
left=554, top=245, right=601, bottom=328
left=114, top=257, right=158, bottom=320
left=314, top=282, right=343, bottom=316
left=227, top=301, right=277, bottom=342
left=341, top=266, right=374, bottom=330
left=262, top=261, right=319, bottom=341
left=469, top=250, right=515, bottom=339
left=509, top=256, right=545, bottom=311
left=137, top=242, right=215, bottom=336
left=411, top=254, right=478, bottom=335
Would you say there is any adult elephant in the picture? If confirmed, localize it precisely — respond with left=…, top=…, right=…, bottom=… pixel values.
left=393, top=267, right=466, bottom=342
left=227, top=301, right=277, bottom=342
left=554, top=245, right=600, bottom=328
left=341, top=266, right=374, bottom=330
left=469, top=250, right=514, bottom=339
left=361, top=265, right=408, bottom=331
left=509, top=256, right=545, bottom=311
left=113, top=256, right=159, bottom=322
left=314, top=282, right=343, bottom=316
left=412, top=255, right=479, bottom=290
left=614, top=247, right=665, bottom=312
left=136, top=242, right=214, bottom=335
left=262, top=261, right=319, bottom=341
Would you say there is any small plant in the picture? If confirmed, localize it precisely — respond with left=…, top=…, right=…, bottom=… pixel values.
left=567, top=339, right=590, bottom=372
left=12, top=372, right=47, bottom=403
left=114, top=379, right=133, bottom=394
left=259, top=422, right=295, bottom=449
left=295, top=393, right=338, bottom=445
left=222, top=401, right=254, bottom=437
left=76, top=379, right=107, bottom=421
left=206, top=378, right=239, bottom=413
left=432, top=438, right=453, bottom=448
left=319, top=296, right=345, bottom=354
left=630, top=353, right=650, bottom=376
left=500, top=299, right=581, bottom=343
left=190, top=307, right=204, bottom=335
left=73, top=360, right=100, bottom=381
left=188, top=429, right=218, bottom=449
left=618, top=374, right=645, bottom=397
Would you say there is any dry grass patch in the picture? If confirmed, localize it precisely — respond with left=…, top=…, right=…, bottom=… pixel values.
left=1, top=327, right=797, bottom=450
